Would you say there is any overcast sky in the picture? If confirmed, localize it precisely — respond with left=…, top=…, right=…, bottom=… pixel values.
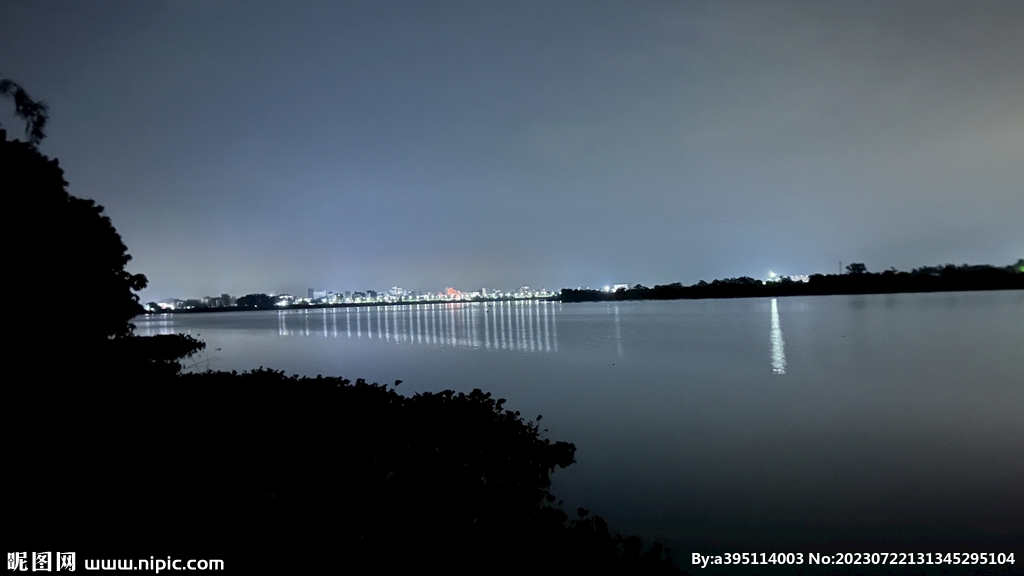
left=2, top=1, right=1022, bottom=300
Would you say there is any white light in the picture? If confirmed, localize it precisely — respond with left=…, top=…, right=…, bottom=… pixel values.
left=770, top=298, right=786, bottom=375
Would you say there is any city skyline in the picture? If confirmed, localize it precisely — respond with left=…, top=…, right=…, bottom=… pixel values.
left=154, top=284, right=558, bottom=310
left=150, top=258, right=1024, bottom=308
left=147, top=265, right=831, bottom=306
left=2, top=1, right=1021, bottom=302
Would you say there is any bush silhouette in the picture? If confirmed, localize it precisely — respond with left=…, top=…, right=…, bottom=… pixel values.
left=12, top=368, right=684, bottom=572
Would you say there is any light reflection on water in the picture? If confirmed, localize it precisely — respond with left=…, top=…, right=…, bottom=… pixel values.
left=139, top=299, right=795, bottom=371
left=140, top=316, right=175, bottom=335
left=770, top=298, right=786, bottom=375
left=219, top=300, right=566, bottom=354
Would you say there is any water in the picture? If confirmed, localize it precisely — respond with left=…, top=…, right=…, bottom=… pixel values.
left=137, top=291, right=1024, bottom=563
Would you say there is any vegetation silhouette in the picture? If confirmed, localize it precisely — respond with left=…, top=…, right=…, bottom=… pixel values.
left=561, top=262, right=1023, bottom=303
left=1, top=118, right=204, bottom=373
left=845, top=262, right=867, bottom=275
left=236, top=292, right=278, bottom=309
left=1, top=75, right=48, bottom=145
left=13, top=367, right=684, bottom=572
left=3, top=80, right=684, bottom=573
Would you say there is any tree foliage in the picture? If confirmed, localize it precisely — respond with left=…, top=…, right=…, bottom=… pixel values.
left=3, top=78, right=205, bottom=372
left=236, top=292, right=277, bottom=309
left=0, top=75, right=49, bottom=146
left=3, top=134, right=147, bottom=345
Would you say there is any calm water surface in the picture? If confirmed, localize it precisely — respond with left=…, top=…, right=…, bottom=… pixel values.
left=137, top=291, right=1024, bottom=559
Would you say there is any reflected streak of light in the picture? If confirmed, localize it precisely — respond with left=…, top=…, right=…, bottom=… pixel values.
left=516, top=302, right=523, bottom=351
left=438, top=305, right=444, bottom=347
left=541, top=303, right=548, bottom=352
left=484, top=305, right=491, bottom=349
left=614, top=304, right=623, bottom=357
left=500, top=302, right=507, bottom=349
left=527, top=301, right=535, bottom=352
left=771, top=298, right=787, bottom=375
left=471, top=305, right=479, bottom=348
left=509, top=302, right=515, bottom=350
left=450, top=305, right=457, bottom=347
left=431, top=305, right=437, bottom=345
left=297, top=300, right=562, bottom=354
left=538, top=303, right=545, bottom=352
left=553, top=303, right=559, bottom=352
left=431, top=305, right=438, bottom=346
left=436, top=305, right=443, bottom=347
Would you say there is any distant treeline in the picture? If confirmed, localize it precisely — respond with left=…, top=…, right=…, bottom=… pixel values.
left=560, top=262, right=1024, bottom=303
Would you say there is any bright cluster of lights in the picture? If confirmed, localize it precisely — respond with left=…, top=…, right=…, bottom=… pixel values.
left=287, top=286, right=556, bottom=306
left=766, top=271, right=810, bottom=283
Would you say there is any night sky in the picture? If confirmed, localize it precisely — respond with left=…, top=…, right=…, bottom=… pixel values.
left=3, top=1, right=1022, bottom=301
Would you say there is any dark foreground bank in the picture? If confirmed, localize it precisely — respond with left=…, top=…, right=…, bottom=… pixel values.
left=7, top=366, right=685, bottom=574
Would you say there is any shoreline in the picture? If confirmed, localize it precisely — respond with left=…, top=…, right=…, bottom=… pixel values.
left=140, top=284, right=1022, bottom=316
left=559, top=283, right=1023, bottom=303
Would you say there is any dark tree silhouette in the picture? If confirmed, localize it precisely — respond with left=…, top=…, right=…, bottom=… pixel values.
left=2, top=79, right=203, bottom=369
left=0, top=75, right=48, bottom=146
left=3, top=77, right=143, bottom=349
left=846, top=262, right=868, bottom=274
left=4, top=134, right=147, bottom=347
left=237, top=293, right=278, bottom=309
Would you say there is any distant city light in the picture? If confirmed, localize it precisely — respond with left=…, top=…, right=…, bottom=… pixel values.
left=766, top=271, right=809, bottom=283
left=153, top=284, right=559, bottom=312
